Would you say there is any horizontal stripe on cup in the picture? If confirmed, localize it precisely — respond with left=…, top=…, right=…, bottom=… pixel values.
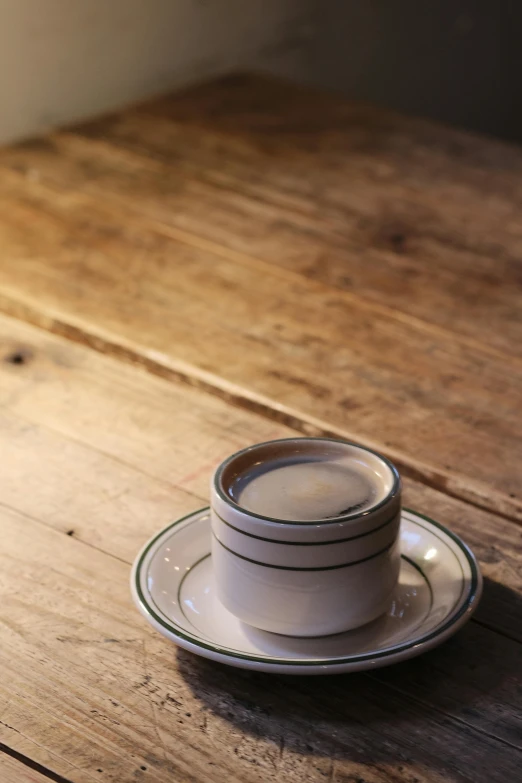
left=212, top=509, right=400, bottom=545
left=212, top=532, right=397, bottom=572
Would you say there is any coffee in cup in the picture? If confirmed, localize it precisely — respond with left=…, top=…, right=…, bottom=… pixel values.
left=211, top=437, right=401, bottom=636
left=228, top=449, right=386, bottom=521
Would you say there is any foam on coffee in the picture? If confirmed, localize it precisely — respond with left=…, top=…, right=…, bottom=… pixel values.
left=227, top=451, right=385, bottom=522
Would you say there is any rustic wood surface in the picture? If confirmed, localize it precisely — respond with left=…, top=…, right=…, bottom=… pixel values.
left=0, top=753, right=60, bottom=783
left=0, top=132, right=521, bottom=523
left=0, top=75, right=520, bottom=783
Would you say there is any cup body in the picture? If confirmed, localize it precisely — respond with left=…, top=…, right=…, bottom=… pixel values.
left=211, top=438, right=401, bottom=636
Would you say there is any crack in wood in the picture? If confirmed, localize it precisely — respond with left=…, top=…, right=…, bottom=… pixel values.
left=0, top=291, right=518, bottom=529
left=0, top=743, right=75, bottom=783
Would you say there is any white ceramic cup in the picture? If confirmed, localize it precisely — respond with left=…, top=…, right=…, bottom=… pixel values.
left=211, top=437, right=401, bottom=637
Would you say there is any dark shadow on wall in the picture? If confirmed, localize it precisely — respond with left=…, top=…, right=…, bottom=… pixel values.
left=305, top=0, right=522, bottom=143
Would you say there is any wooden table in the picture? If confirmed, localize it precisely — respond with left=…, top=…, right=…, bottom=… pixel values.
left=0, top=74, right=520, bottom=783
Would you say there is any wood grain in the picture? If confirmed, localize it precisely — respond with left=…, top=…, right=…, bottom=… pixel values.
left=0, top=314, right=520, bottom=781
left=0, top=505, right=521, bottom=783
left=0, top=74, right=520, bottom=783
left=0, top=317, right=522, bottom=680
left=0, top=313, right=519, bottom=638
left=4, top=73, right=522, bottom=363
left=0, top=314, right=289, bottom=562
left=0, top=168, right=520, bottom=525
left=0, top=753, right=62, bottom=783
left=144, top=72, right=522, bottom=357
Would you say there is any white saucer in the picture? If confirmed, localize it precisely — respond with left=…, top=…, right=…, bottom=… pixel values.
left=131, top=508, right=482, bottom=674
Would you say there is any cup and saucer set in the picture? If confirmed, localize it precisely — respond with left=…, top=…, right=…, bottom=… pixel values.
left=131, top=438, right=482, bottom=675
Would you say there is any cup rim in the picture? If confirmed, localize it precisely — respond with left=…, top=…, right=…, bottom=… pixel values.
left=213, top=437, right=401, bottom=526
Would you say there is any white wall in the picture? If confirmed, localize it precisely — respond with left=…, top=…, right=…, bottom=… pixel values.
left=0, top=0, right=316, bottom=144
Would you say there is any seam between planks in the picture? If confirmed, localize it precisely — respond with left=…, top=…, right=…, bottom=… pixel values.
left=0, top=744, right=75, bottom=783
left=2, top=501, right=521, bottom=757
left=1, top=158, right=520, bottom=373
left=1, top=488, right=517, bottom=646
left=2, top=492, right=519, bottom=645
left=0, top=290, right=519, bottom=528
left=37, top=134, right=522, bottom=372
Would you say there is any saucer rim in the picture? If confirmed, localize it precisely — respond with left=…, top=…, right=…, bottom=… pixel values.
left=131, top=507, right=482, bottom=673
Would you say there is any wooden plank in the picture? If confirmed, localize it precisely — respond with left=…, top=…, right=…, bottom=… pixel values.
left=0, top=507, right=521, bottom=783
left=0, top=313, right=519, bottom=640
left=137, top=74, right=522, bottom=360
left=0, top=310, right=521, bottom=642
left=0, top=315, right=520, bottom=781
left=0, top=752, right=64, bottom=783
left=4, top=73, right=522, bottom=364
left=0, top=169, right=519, bottom=523
left=0, top=315, right=288, bottom=563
